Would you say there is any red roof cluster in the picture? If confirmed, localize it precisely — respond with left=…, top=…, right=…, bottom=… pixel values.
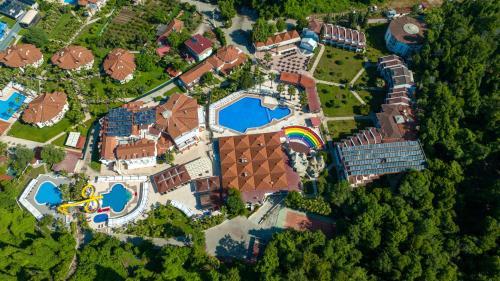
left=255, top=30, right=300, bottom=48
left=185, top=34, right=213, bottom=55
left=280, top=72, right=320, bottom=113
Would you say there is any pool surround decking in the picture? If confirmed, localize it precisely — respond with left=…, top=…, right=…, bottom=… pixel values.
left=215, top=94, right=293, bottom=134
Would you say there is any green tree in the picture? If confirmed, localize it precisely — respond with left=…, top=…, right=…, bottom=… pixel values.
left=225, top=188, right=247, bottom=217
left=164, top=150, right=174, bottom=165
left=23, top=27, right=49, bottom=48
left=287, top=85, right=296, bottom=100
left=12, top=145, right=34, bottom=171
left=252, top=18, right=271, bottom=42
left=136, top=52, right=155, bottom=72
left=276, top=17, right=286, bottom=31
left=41, top=144, right=65, bottom=166
left=218, top=0, right=236, bottom=24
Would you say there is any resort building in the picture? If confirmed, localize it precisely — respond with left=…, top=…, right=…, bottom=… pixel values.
left=179, top=45, right=247, bottom=89
left=158, top=18, right=184, bottom=42
left=193, top=176, right=226, bottom=211
left=218, top=132, right=300, bottom=203
left=385, top=16, right=427, bottom=57
left=184, top=34, right=213, bottom=61
left=279, top=72, right=320, bottom=113
left=18, top=9, right=40, bottom=28
left=103, top=48, right=136, bottom=83
left=0, top=44, right=43, bottom=69
left=22, top=92, right=68, bottom=128
left=254, top=30, right=301, bottom=52
left=155, top=93, right=200, bottom=151
left=99, top=102, right=159, bottom=170
left=307, top=18, right=323, bottom=35
left=321, top=24, right=366, bottom=52
left=333, top=55, right=425, bottom=187
left=99, top=94, right=201, bottom=170
left=299, top=29, right=319, bottom=53
left=0, top=0, right=26, bottom=19
left=151, top=164, right=191, bottom=194
left=78, top=0, right=108, bottom=16
left=51, top=45, right=94, bottom=71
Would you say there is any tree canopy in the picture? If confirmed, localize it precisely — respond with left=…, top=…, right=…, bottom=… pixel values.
left=41, top=144, right=66, bottom=166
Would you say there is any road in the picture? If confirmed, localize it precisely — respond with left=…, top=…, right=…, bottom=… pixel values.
left=0, top=22, right=20, bottom=51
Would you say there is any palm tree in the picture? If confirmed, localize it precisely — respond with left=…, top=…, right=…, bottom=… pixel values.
left=288, top=86, right=296, bottom=101
left=254, top=67, right=264, bottom=92
left=263, top=52, right=272, bottom=68
left=269, top=72, right=277, bottom=88
left=277, top=83, right=285, bottom=98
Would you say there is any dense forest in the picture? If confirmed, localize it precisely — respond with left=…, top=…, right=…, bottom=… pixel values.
left=0, top=1, right=498, bottom=280
left=234, top=0, right=385, bottom=19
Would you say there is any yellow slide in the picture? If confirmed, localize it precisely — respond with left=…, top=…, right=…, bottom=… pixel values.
left=57, top=184, right=103, bottom=215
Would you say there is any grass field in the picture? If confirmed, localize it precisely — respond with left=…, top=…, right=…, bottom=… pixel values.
left=327, top=119, right=373, bottom=140
left=8, top=118, right=72, bottom=143
left=317, top=84, right=362, bottom=117
left=0, top=16, right=16, bottom=28
left=313, top=46, right=364, bottom=83
left=51, top=133, right=67, bottom=147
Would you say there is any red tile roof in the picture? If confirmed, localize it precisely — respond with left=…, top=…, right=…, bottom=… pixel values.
left=158, top=19, right=184, bottom=41
left=0, top=44, right=42, bottom=68
left=280, top=72, right=320, bottom=113
left=255, top=30, right=300, bottom=48
left=218, top=132, right=290, bottom=202
left=155, top=93, right=199, bottom=139
left=151, top=164, right=191, bottom=193
left=388, top=16, right=427, bottom=45
left=22, top=92, right=68, bottom=124
left=185, top=34, right=212, bottom=55
left=115, top=139, right=156, bottom=160
left=103, top=48, right=136, bottom=81
left=51, top=45, right=94, bottom=70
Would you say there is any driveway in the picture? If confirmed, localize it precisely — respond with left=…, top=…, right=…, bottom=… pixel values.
left=222, top=8, right=257, bottom=53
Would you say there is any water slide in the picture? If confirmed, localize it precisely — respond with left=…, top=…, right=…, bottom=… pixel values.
left=57, top=184, right=103, bottom=215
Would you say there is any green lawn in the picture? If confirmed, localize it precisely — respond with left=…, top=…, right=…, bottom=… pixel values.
left=163, top=85, right=184, bottom=96
left=317, top=84, right=363, bottom=117
left=8, top=118, right=72, bottom=143
left=327, top=119, right=373, bottom=141
left=313, top=46, right=364, bottom=83
left=51, top=133, right=67, bottom=147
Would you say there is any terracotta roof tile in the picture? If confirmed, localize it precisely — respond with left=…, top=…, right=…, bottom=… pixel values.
left=184, top=34, right=212, bottom=55
left=51, top=45, right=94, bottom=70
left=115, top=139, right=156, bottom=160
left=103, top=48, right=136, bottom=81
left=0, top=44, right=42, bottom=68
left=22, top=92, right=67, bottom=124
left=155, top=93, right=199, bottom=139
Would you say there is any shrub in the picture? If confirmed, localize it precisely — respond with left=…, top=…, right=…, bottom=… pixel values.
left=285, top=191, right=331, bottom=216
left=335, top=60, right=344, bottom=65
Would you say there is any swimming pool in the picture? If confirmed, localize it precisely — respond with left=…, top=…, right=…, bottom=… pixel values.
left=218, top=96, right=291, bottom=133
left=0, top=92, right=26, bottom=121
left=35, top=181, right=63, bottom=206
left=64, top=0, right=78, bottom=4
left=101, top=184, right=132, bottom=213
left=93, top=214, right=108, bottom=223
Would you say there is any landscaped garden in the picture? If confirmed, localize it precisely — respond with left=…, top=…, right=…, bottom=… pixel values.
left=364, top=23, right=390, bottom=62
left=317, top=84, right=365, bottom=117
left=8, top=118, right=72, bottom=143
left=313, top=46, right=364, bottom=83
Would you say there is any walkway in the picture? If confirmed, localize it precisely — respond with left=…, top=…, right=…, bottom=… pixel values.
left=350, top=90, right=366, bottom=105
left=323, top=115, right=371, bottom=121
left=316, top=79, right=344, bottom=87
left=350, top=67, right=365, bottom=85
left=110, top=233, right=189, bottom=247
left=308, top=44, right=325, bottom=74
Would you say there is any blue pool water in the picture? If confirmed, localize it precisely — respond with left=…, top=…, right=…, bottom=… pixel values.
left=64, top=0, right=77, bottom=4
left=101, top=184, right=132, bottom=213
left=35, top=181, right=63, bottom=206
left=218, top=97, right=291, bottom=133
left=0, top=92, right=26, bottom=121
left=93, top=214, right=108, bottom=223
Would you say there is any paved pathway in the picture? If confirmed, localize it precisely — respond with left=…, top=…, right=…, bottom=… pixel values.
left=136, top=80, right=177, bottom=103
left=0, top=135, right=43, bottom=149
left=350, top=67, right=366, bottom=85
left=308, top=44, right=325, bottom=74
left=315, top=79, right=344, bottom=87
left=350, top=90, right=366, bottom=105
left=67, top=17, right=101, bottom=46
left=110, top=233, right=189, bottom=247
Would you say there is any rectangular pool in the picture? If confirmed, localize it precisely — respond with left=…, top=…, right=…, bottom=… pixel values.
left=0, top=92, right=26, bottom=121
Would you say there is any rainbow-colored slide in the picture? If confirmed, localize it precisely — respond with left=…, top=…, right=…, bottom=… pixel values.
left=283, top=126, right=324, bottom=150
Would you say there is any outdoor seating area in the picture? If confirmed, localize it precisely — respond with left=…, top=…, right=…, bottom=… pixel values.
left=268, top=48, right=310, bottom=74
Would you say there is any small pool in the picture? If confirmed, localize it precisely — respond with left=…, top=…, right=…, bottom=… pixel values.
left=35, top=181, right=63, bottom=206
left=64, top=0, right=78, bottom=4
left=93, top=214, right=108, bottom=223
left=0, top=92, right=26, bottom=121
left=101, top=184, right=132, bottom=213
left=218, top=97, right=290, bottom=133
